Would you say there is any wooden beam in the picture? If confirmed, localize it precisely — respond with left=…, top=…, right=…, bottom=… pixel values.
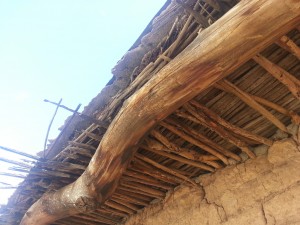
left=68, top=141, right=96, bottom=151
left=276, top=35, right=300, bottom=60
left=119, top=184, right=162, bottom=199
left=116, top=188, right=153, bottom=202
left=135, top=153, right=197, bottom=186
left=253, top=54, right=300, bottom=100
left=122, top=174, right=172, bottom=190
left=141, top=145, right=215, bottom=172
left=72, top=214, right=116, bottom=225
left=166, top=116, right=242, bottom=162
left=113, top=192, right=148, bottom=206
left=218, top=79, right=288, bottom=132
left=110, top=197, right=140, bottom=211
left=175, top=0, right=209, bottom=27
left=249, top=94, right=300, bottom=124
left=120, top=180, right=165, bottom=198
left=20, top=1, right=300, bottom=224
left=82, top=131, right=102, bottom=142
left=146, top=137, right=221, bottom=164
left=105, top=200, right=135, bottom=215
left=183, top=103, right=256, bottom=159
left=159, top=120, right=230, bottom=163
left=131, top=161, right=181, bottom=185
left=99, top=206, right=129, bottom=218
left=215, top=82, right=300, bottom=124
left=189, top=100, right=273, bottom=146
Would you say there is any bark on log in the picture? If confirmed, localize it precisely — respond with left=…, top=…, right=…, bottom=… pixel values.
left=20, top=0, right=300, bottom=224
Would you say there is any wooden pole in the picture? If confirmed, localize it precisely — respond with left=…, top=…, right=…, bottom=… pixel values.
left=253, top=54, right=300, bottom=100
left=44, top=98, right=62, bottom=157
left=0, top=145, right=39, bottom=161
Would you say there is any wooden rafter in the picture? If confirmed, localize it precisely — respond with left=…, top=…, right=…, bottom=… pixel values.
left=146, top=136, right=220, bottom=163
left=135, top=153, right=196, bottom=186
left=141, top=145, right=215, bottom=171
left=189, top=100, right=273, bottom=146
left=165, top=116, right=242, bottom=162
left=276, top=35, right=300, bottom=60
left=183, top=103, right=256, bottom=159
left=250, top=94, right=300, bottom=124
left=160, top=120, right=230, bottom=163
left=217, top=79, right=288, bottom=132
left=253, top=54, right=300, bottom=100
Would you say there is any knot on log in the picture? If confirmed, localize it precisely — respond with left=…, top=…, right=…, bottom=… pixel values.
left=75, top=196, right=99, bottom=213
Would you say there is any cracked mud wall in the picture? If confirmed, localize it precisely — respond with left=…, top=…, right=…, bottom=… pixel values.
left=124, top=139, right=300, bottom=225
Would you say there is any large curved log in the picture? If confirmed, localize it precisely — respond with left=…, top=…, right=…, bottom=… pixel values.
left=20, top=0, right=300, bottom=224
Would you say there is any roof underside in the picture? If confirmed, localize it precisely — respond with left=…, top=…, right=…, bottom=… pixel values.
left=1, top=0, right=300, bottom=224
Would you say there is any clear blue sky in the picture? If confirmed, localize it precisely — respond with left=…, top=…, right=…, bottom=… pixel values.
left=0, top=0, right=165, bottom=205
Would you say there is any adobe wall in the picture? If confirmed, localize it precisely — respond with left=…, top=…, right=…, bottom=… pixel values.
left=124, top=139, right=300, bottom=225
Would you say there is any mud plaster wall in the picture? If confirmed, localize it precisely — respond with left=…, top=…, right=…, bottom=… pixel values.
left=124, top=139, right=300, bottom=225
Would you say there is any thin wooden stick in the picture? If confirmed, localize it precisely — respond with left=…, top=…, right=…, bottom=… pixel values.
left=82, top=131, right=102, bottom=142
left=0, top=145, right=39, bottom=161
left=135, top=153, right=197, bottom=186
left=250, top=94, right=300, bottom=124
left=183, top=103, right=256, bottom=159
left=175, top=0, right=209, bottom=27
left=0, top=172, right=26, bottom=179
left=166, top=116, right=242, bottom=162
left=113, top=193, right=148, bottom=206
left=141, top=145, right=215, bottom=172
left=89, top=212, right=121, bottom=224
left=0, top=157, right=32, bottom=168
left=215, top=83, right=300, bottom=124
left=118, top=185, right=161, bottom=199
left=46, top=104, right=81, bottom=157
left=116, top=188, right=153, bottom=202
left=160, top=120, right=230, bottom=164
left=189, top=100, right=273, bottom=146
left=113, top=195, right=147, bottom=208
left=68, top=141, right=96, bottom=151
left=123, top=171, right=172, bottom=190
left=110, top=197, right=140, bottom=211
left=44, top=98, right=62, bottom=156
left=167, top=1, right=200, bottom=56
left=0, top=186, right=18, bottom=189
left=218, top=79, right=288, bottom=132
left=105, top=201, right=135, bottom=215
left=44, top=99, right=107, bottom=128
left=276, top=35, right=300, bottom=60
left=146, top=137, right=219, bottom=162
left=73, top=214, right=116, bottom=225
left=99, top=206, right=129, bottom=218
left=122, top=175, right=171, bottom=190
left=204, top=160, right=223, bottom=169
left=120, top=180, right=165, bottom=198
left=253, top=54, right=300, bottom=100
left=131, top=162, right=180, bottom=185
